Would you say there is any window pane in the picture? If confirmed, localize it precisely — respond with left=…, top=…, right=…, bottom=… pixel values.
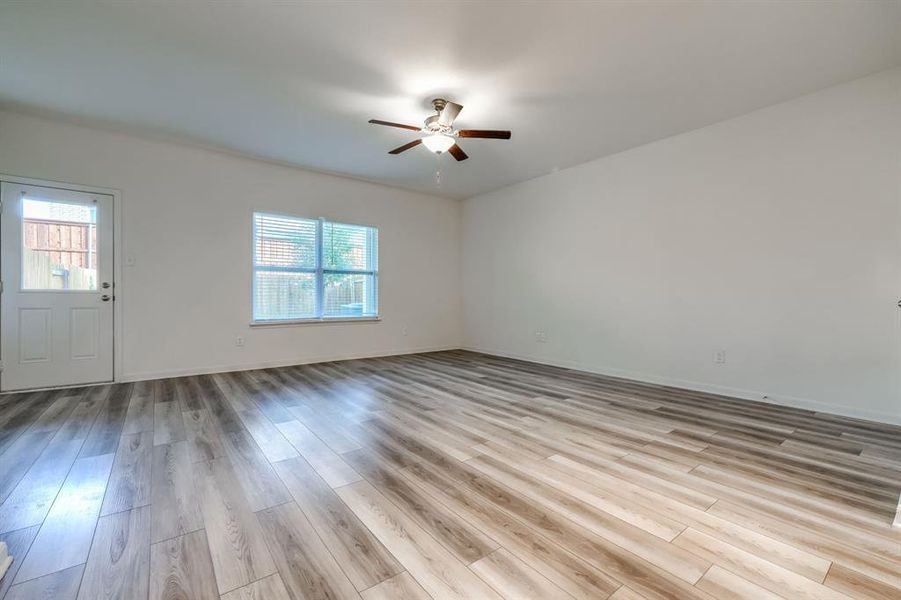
left=322, top=221, right=377, bottom=271
left=22, top=198, right=97, bottom=290
left=254, top=213, right=317, bottom=269
left=254, top=271, right=316, bottom=320
left=322, top=273, right=377, bottom=317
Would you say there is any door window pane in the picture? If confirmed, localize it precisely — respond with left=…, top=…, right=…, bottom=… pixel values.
left=22, top=199, right=97, bottom=290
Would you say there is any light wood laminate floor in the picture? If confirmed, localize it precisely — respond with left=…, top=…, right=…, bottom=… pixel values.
left=0, top=350, right=899, bottom=599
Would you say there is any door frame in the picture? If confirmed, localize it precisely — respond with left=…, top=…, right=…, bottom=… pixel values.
left=0, top=173, right=124, bottom=389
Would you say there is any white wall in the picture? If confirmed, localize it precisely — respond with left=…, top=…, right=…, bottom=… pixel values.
left=0, top=110, right=462, bottom=380
left=463, top=68, right=901, bottom=424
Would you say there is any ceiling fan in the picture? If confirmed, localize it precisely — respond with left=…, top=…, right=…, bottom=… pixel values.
left=369, top=98, right=511, bottom=161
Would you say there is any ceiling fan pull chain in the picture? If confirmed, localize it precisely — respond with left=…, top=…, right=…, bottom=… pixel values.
left=435, top=154, right=441, bottom=186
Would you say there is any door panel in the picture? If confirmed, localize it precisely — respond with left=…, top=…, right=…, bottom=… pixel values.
left=70, top=307, right=99, bottom=360
left=19, top=308, right=51, bottom=362
left=1, top=182, right=114, bottom=391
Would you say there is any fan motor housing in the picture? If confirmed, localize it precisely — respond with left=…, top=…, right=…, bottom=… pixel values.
left=423, top=114, right=453, bottom=134
left=423, top=115, right=440, bottom=130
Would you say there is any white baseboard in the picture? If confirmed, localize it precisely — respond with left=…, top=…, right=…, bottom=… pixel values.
left=119, top=345, right=459, bottom=383
left=463, top=345, right=901, bottom=427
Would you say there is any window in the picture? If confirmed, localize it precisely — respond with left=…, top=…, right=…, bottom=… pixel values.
left=253, top=212, right=378, bottom=322
left=22, top=198, right=98, bottom=290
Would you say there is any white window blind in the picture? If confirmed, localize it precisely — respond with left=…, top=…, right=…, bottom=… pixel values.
left=253, top=212, right=378, bottom=322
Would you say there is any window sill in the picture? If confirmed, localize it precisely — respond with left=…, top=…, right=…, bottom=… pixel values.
left=249, top=316, right=381, bottom=328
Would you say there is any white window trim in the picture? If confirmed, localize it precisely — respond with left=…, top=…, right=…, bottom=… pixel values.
left=251, top=213, right=379, bottom=325
left=249, top=316, right=381, bottom=327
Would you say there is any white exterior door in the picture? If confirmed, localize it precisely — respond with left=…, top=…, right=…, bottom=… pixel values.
left=1, top=182, right=114, bottom=391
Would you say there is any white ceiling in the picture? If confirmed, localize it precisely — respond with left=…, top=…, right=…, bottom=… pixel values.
left=1, top=1, right=899, bottom=200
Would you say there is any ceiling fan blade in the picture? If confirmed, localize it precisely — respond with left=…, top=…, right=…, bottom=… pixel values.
left=448, top=144, right=468, bottom=161
left=388, top=139, right=423, bottom=154
left=369, top=119, right=422, bottom=132
left=437, top=101, right=463, bottom=127
left=457, top=129, right=511, bottom=139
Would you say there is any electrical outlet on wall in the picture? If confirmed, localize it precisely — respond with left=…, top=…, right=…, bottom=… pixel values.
left=535, top=330, right=547, bottom=343
left=235, top=335, right=245, bottom=347
left=713, top=349, right=726, bottom=364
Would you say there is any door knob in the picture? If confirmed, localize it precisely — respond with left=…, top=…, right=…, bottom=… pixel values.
left=102, top=282, right=111, bottom=289
left=101, top=294, right=111, bottom=302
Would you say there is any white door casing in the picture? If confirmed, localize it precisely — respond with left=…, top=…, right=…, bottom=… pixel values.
left=1, top=182, right=114, bottom=391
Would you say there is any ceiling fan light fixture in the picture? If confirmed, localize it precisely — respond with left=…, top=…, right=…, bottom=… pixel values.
left=369, top=100, right=509, bottom=162
left=421, top=133, right=455, bottom=154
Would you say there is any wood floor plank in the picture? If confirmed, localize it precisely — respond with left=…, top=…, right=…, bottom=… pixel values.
left=277, top=419, right=361, bottom=488
left=4, top=563, right=84, bottom=600
left=694, top=565, right=784, bottom=600
left=0, top=525, right=40, bottom=600
left=77, top=505, right=151, bottom=600
left=237, top=408, right=299, bottom=463
left=0, top=392, right=64, bottom=456
left=199, top=375, right=246, bottom=433
left=344, top=449, right=499, bottom=564
left=543, top=453, right=832, bottom=582
left=0, top=431, right=54, bottom=505
left=149, top=529, right=219, bottom=600
left=256, top=501, right=362, bottom=600
left=476, top=441, right=687, bottom=541
left=151, top=441, right=204, bottom=543
left=26, top=393, right=78, bottom=435
left=154, top=400, right=186, bottom=446
left=375, top=426, right=712, bottom=600
left=220, top=428, right=291, bottom=511
left=100, top=431, right=153, bottom=516
left=272, top=456, right=402, bottom=591
left=336, top=479, right=504, bottom=600
left=13, top=452, right=115, bottom=583
left=182, top=408, right=227, bottom=463
left=79, top=383, right=132, bottom=458
left=122, top=380, right=155, bottom=435
left=633, top=459, right=896, bottom=561
left=398, top=461, right=622, bottom=600
left=287, top=405, right=363, bottom=454
left=823, top=562, right=901, bottom=600
left=53, top=394, right=106, bottom=443
left=0, top=437, right=83, bottom=534
left=706, top=498, right=901, bottom=588
left=174, top=376, right=207, bottom=413
left=466, top=453, right=710, bottom=584
left=220, top=573, right=292, bottom=600
left=195, top=458, right=277, bottom=594
left=155, top=378, right=178, bottom=405
left=671, top=528, right=849, bottom=600
left=608, top=587, right=649, bottom=600
left=360, top=572, right=431, bottom=600
left=469, top=548, right=574, bottom=599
